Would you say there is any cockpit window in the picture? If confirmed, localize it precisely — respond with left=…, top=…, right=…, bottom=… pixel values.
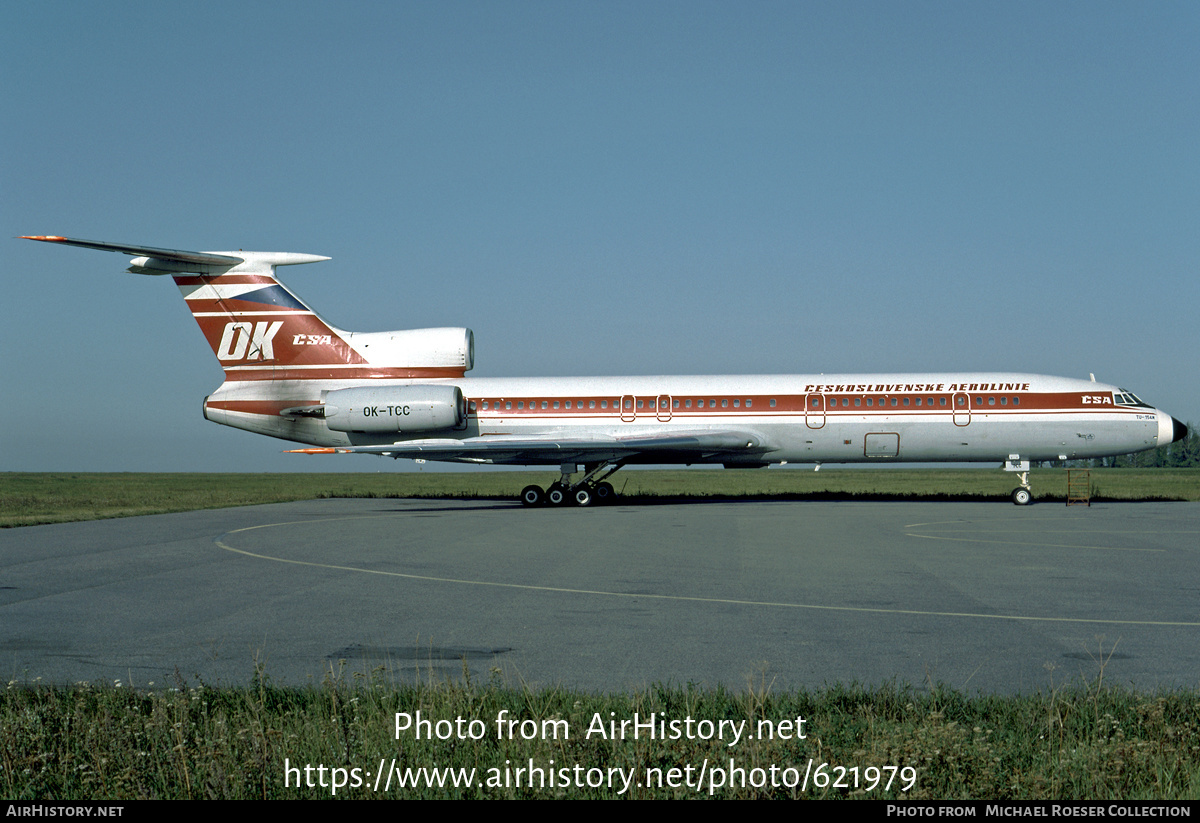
left=1114, top=389, right=1150, bottom=407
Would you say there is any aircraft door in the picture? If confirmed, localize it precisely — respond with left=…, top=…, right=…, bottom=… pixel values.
left=620, top=395, right=636, bottom=422
left=656, top=395, right=672, bottom=421
left=805, top=393, right=826, bottom=429
left=864, top=432, right=900, bottom=457
left=953, top=392, right=971, bottom=427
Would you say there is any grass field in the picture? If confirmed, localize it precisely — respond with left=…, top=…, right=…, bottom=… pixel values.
left=2, top=468, right=1198, bottom=527
left=4, top=668, right=1199, bottom=799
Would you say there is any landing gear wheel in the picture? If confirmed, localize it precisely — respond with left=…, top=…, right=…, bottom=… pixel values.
left=572, top=486, right=594, bottom=507
left=546, top=484, right=567, bottom=506
left=594, top=481, right=616, bottom=504
left=520, top=485, right=545, bottom=507
left=1012, top=487, right=1032, bottom=506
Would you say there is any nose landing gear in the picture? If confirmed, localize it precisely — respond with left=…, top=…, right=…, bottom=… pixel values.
left=1005, top=458, right=1034, bottom=505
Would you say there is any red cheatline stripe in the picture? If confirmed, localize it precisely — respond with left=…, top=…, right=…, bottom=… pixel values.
left=205, top=399, right=321, bottom=415
left=220, top=366, right=468, bottom=381
left=174, top=275, right=280, bottom=286
left=182, top=300, right=313, bottom=313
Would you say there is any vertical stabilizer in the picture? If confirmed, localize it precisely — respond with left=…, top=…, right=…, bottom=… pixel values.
left=165, top=252, right=367, bottom=381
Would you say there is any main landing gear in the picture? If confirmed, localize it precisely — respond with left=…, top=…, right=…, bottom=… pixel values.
left=520, top=462, right=623, bottom=507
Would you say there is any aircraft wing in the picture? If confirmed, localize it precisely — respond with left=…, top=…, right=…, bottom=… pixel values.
left=289, top=430, right=771, bottom=465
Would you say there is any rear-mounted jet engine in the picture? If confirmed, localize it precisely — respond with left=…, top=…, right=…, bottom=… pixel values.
left=322, top=385, right=467, bottom=433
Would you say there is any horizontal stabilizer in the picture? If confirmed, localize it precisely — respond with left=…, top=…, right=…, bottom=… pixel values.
left=22, top=236, right=244, bottom=267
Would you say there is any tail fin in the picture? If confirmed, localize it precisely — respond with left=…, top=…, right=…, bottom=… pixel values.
left=23, top=236, right=473, bottom=381
left=168, top=252, right=366, bottom=381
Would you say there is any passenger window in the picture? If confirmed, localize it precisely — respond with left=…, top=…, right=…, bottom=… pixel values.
left=769, top=399, right=776, bottom=407
left=746, top=399, right=752, bottom=408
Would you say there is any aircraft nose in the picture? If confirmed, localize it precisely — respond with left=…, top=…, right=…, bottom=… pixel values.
left=1158, top=411, right=1188, bottom=445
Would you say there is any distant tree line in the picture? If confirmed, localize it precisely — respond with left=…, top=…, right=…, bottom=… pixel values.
left=1041, top=421, right=1199, bottom=468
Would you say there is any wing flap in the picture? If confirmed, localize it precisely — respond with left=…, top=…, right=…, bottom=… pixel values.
left=307, top=430, right=769, bottom=465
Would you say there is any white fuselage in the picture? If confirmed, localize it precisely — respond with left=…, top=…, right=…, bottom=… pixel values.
left=204, top=371, right=1173, bottom=466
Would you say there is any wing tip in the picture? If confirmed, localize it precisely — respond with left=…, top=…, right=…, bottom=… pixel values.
left=20, top=235, right=68, bottom=242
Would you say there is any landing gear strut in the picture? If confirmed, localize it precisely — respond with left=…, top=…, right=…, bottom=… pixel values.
left=1011, top=481, right=1032, bottom=506
left=1005, top=458, right=1034, bottom=505
left=520, top=462, right=624, bottom=507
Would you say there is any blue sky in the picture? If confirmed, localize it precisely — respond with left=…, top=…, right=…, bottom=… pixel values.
left=4, top=1, right=1197, bottom=472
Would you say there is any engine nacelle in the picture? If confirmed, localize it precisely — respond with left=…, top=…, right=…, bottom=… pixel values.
left=342, top=327, right=474, bottom=372
left=323, top=385, right=467, bottom=433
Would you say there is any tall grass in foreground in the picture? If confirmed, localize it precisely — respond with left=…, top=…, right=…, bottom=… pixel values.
left=3, top=469, right=1198, bottom=527
left=3, top=666, right=1198, bottom=799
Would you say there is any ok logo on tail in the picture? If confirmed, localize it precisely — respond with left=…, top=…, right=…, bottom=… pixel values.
left=217, top=321, right=284, bottom=361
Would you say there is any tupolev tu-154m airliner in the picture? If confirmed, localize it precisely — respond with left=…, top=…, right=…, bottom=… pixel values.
left=25, top=235, right=1188, bottom=507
